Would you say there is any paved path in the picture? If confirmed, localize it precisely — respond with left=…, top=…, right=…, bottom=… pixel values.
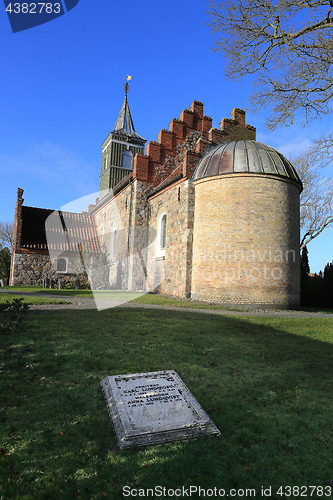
left=1, top=289, right=333, bottom=318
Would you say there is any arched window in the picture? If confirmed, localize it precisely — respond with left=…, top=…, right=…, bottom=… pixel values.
left=156, top=212, right=167, bottom=259
left=122, top=150, right=132, bottom=169
left=57, top=257, right=67, bottom=273
left=110, top=229, right=117, bottom=262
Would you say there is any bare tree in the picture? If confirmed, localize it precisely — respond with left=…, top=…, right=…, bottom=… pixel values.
left=0, top=222, right=14, bottom=251
left=309, top=131, right=333, bottom=166
left=208, top=0, right=333, bottom=130
left=291, top=152, right=333, bottom=248
left=208, top=0, right=333, bottom=245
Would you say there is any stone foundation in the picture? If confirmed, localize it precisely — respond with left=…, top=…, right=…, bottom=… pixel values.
left=11, top=252, right=84, bottom=287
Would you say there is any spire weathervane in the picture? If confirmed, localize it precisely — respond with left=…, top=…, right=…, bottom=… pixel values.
left=124, top=74, right=132, bottom=97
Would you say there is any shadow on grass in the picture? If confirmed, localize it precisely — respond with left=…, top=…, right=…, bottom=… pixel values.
left=1, top=308, right=333, bottom=499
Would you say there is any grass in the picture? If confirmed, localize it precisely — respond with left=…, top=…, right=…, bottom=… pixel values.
left=301, top=306, right=333, bottom=314
left=0, top=294, right=67, bottom=305
left=0, top=286, right=94, bottom=299
left=1, top=307, right=333, bottom=499
left=0, top=287, right=261, bottom=311
left=4, top=285, right=333, bottom=313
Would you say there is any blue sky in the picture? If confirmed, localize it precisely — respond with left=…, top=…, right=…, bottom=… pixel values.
left=1, top=0, right=332, bottom=273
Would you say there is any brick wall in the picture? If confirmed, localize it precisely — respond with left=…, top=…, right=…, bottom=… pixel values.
left=219, top=108, right=256, bottom=142
left=133, top=101, right=256, bottom=189
left=191, top=174, right=301, bottom=308
left=10, top=188, right=24, bottom=285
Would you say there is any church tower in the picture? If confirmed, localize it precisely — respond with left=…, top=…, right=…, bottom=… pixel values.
left=99, top=77, right=146, bottom=196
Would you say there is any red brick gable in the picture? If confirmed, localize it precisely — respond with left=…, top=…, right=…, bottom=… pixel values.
left=133, top=101, right=256, bottom=190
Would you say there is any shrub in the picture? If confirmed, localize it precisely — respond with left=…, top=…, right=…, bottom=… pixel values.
left=76, top=272, right=91, bottom=290
left=64, top=281, right=74, bottom=289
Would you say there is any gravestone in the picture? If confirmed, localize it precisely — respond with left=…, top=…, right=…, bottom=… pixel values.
left=101, top=370, right=220, bottom=449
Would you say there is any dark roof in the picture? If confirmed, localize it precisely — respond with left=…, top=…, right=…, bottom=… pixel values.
left=192, top=140, right=302, bottom=187
left=112, top=95, right=146, bottom=142
left=21, top=206, right=100, bottom=253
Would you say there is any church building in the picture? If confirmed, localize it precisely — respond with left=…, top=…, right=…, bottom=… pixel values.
left=10, top=86, right=303, bottom=309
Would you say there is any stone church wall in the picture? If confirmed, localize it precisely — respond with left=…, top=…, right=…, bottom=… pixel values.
left=147, top=179, right=195, bottom=298
left=94, top=179, right=155, bottom=292
left=92, top=177, right=195, bottom=296
left=93, top=182, right=133, bottom=290
left=11, top=252, right=83, bottom=287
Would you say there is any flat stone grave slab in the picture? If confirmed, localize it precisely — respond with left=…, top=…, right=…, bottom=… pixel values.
left=101, top=370, right=220, bottom=449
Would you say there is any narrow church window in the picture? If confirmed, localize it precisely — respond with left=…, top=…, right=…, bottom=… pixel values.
left=122, top=150, right=132, bottom=169
left=110, top=229, right=117, bottom=261
left=156, top=212, right=167, bottom=259
left=160, top=214, right=166, bottom=249
left=105, top=156, right=108, bottom=169
left=57, top=258, right=67, bottom=273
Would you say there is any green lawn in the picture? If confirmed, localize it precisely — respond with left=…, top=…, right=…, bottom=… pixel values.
left=0, top=286, right=94, bottom=299
left=1, top=307, right=333, bottom=499
left=301, top=306, right=333, bottom=314
left=0, top=293, right=67, bottom=305
left=3, top=285, right=333, bottom=313
left=0, top=286, right=247, bottom=311
left=1, top=286, right=237, bottom=307
left=0, top=286, right=312, bottom=312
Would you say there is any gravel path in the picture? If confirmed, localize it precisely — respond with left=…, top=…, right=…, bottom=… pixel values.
left=1, top=290, right=332, bottom=318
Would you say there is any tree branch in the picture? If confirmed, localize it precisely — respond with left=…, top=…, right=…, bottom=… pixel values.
left=300, top=216, right=333, bottom=248
left=208, top=0, right=333, bottom=127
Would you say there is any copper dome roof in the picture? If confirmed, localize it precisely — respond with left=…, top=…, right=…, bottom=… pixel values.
left=192, top=140, right=302, bottom=186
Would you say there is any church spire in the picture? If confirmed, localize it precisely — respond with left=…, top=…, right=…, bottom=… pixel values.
left=99, top=76, right=146, bottom=195
left=112, top=75, right=145, bottom=141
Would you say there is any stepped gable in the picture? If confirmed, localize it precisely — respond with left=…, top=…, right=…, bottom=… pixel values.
left=133, top=101, right=256, bottom=190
